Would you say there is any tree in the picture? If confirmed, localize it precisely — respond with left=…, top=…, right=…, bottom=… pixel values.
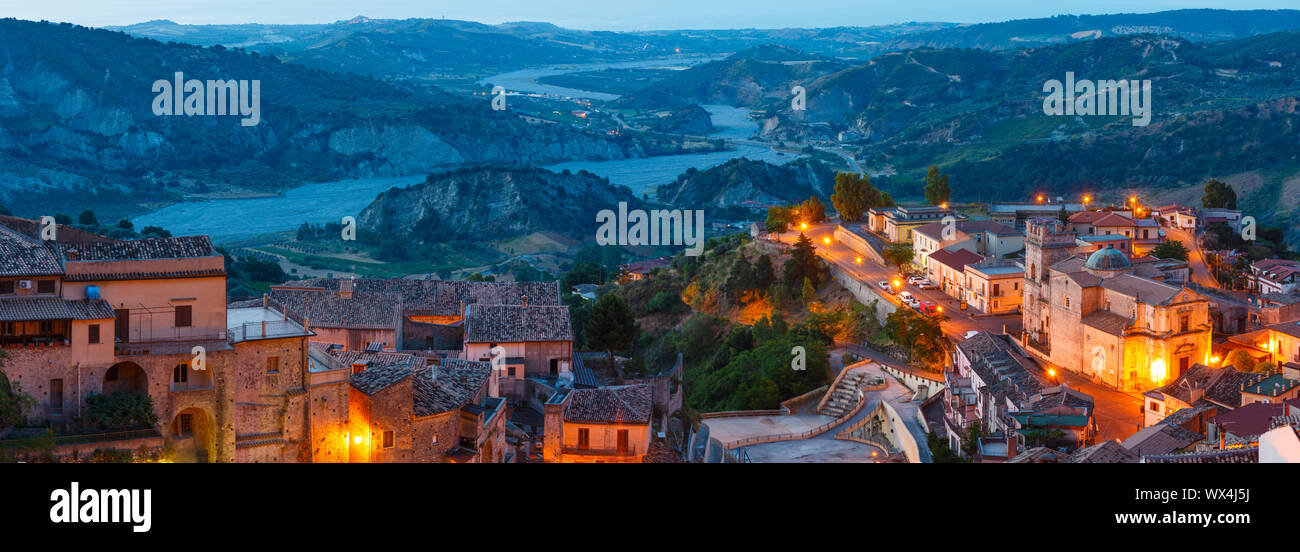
left=765, top=205, right=790, bottom=233
left=84, top=391, right=158, bottom=431
left=1057, top=204, right=1069, bottom=224
left=1223, top=349, right=1256, bottom=373
left=753, top=254, right=775, bottom=290
left=801, top=276, right=816, bottom=305
left=800, top=196, right=826, bottom=223
left=928, top=431, right=965, bottom=463
left=0, top=353, right=37, bottom=431
left=1152, top=239, right=1190, bottom=261
left=585, top=294, right=638, bottom=377
left=77, top=210, right=98, bottom=226
left=923, top=165, right=951, bottom=206
left=783, top=234, right=827, bottom=288
left=882, top=242, right=915, bottom=273
left=830, top=172, right=884, bottom=221
left=1201, top=178, right=1237, bottom=209
left=1255, top=360, right=1277, bottom=376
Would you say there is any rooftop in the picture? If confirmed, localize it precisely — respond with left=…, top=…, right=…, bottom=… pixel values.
left=0, top=296, right=116, bottom=322
left=563, top=384, right=652, bottom=425
left=463, top=304, right=573, bottom=343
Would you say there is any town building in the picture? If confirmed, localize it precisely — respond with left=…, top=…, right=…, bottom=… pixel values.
left=1141, top=363, right=1261, bottom=428
left=543, top=384, right=652, bottom=462
left=963, top=259, right=1024, bottom=314
left=1248, top=259, right=1300, bottom=295
left=868, top=205, right=965, bottom=243
left=1021, top=218, right=1213, bottom=391
left=987, top=202, right=1085, bottom=230
left=1158, top=204, right=1197, bottom=230
left=911, top=219, right=1022, bottom=269
left=1199, top=208, right=1243, bottom=233
left=926, top=248, right=984, bottom=301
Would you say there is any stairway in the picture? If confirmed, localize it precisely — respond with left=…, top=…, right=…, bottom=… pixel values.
left=819, top=372, right=865, bottom=418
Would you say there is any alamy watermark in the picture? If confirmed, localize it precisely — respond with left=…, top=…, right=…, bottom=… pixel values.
left=1042, top=72, right=1151, bottom=126
left=595, top=202, right=705, bottom=256
left=152, top=72, right=261, bottom=127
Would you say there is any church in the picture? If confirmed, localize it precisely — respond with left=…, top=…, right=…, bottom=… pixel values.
left=1021, top=218, right=1212, bottom=391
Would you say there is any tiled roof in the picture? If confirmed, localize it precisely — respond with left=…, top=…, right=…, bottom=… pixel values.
left=1122, top=420, right=1205, bottom=456
left=1243, top=374, right=1300, bottom=398
left=0, top=225, right=63, bottom=277
left=269, top=287, right=403, bottom=329
left=956, top=332, right=1044, bottom=409
left=564, top=384, right=652, bottom=424
left=1081, top=310, right=1130, bottom=336
left=1211, top=402, right=1289, bottom=441
left=929, top=248, right=984, bottom=272
left=280, top=278, right=560, bottom=319
left=57, top=236, right=217, bottom=260
left=1143, top=446, right=1258, bottom=463
left=0, top=297, right=116, bottom=322
left=1069, top=441, right=1138, bottom=463
left=349, top=362, right=413, bottom=396
left=1266, top=321, right=1300, bottom=339
left=463, top=304, right=572, bottom=343
left=1100, top=273, right=1183, bottom=305
left=413, top=359, right=492, bottom=417
left=63, top=269, right=227, bottom=282
left=1155, top=364, right=1262, bottom=408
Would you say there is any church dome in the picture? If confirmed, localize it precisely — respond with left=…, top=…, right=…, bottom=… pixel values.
left=1084, top=246, right=1131, bottom=271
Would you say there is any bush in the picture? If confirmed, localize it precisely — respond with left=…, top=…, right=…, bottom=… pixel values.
left=84, top=392, right=158, bottom=430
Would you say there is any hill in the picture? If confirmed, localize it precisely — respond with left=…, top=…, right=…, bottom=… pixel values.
left=655, top=158, right=836, bottom=209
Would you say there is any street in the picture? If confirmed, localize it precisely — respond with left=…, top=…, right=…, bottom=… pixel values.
left=771, top=220, right=1145, bottom=443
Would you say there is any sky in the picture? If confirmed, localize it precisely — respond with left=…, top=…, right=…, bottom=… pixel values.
left=1, top=0, right=1295, bottom=30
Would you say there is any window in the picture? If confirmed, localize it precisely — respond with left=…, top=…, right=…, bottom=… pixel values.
left=179, top=413, right=193, bottom=435
left=432, top=434, right=439, bottom=446
left=88, top=324, right=100, bottom=345
left=1179, top=315, right=1189, bottom=333
left=577, top=428, right=590, bottom=450
left=267, top=356, right=280, bottom=374
left=36, top=280, right=55, bottom=294
left=173, top=363, right=188, bottom=383
left=617, top=430, right=629, bottom=454
left=382, top=430, right=395, bottom=448
left=351, top=363, right=365, bottom=374
left=1064, top=296, right=1070, bottom=308
left=39, top=321, right=54, bottom=334
left=0, top=281, right=13, bottom=294
left=992, top=283, right=1001, bottom=297
left=0, top=322, right=12, bottom=334
left=1149, top=402, right=1161, bottom=413
left=174, top=305, right=192, bottom=328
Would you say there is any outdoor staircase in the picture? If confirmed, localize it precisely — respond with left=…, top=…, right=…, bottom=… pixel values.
left=818, top=372, right=865, bottom=418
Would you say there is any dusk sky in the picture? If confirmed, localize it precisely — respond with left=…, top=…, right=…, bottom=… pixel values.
left=2, top=0, right=1297, bottom=30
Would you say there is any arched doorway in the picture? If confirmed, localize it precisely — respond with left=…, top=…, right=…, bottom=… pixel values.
left=170, top=407, right=216, bottom=463
left=102, top=362, right=148, bottom=395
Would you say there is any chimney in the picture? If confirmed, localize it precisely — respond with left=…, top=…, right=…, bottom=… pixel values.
left=1006, top=430, right=1018, bottom=459
left=262, top=293, right=268, bottom=308
left=521, top=294, right=529, bottom=308
left=340, top=277, right=354, bottom=299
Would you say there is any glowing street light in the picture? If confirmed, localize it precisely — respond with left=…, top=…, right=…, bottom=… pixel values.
left=800, top=222, right=808, bottom=230
left=1150, top=358, right=1167, bottom=383
left=855, top=257, right=863, bottom=264
left=1036, top=194, right=1044, bottom=203
left=940, top=202, right=949, bottom=209
left=822, top=237, right=831, bottom=245
left=891, top=279, right=901, bottom=288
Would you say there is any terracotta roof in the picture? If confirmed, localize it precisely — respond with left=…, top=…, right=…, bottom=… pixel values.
left=1143, top=447, right=1258, bottom=463
left=413, top=359, right=492, bottom=417
left=463, top=304, right=572, bottom=343
left=956, top=332, right=1044, bottom=409
left=0, top=297, right=116, bottom=322
left=1069, top=441, right=1138, bottom=463
left=63, top=269, right=227, bottom=282
left=281, top=278, right=560, bottom=318
left=0, top=225, right=63, bottom=277
left=1081, top=310, right=1130, bottom=336
left=1122, top=420, right=1205, bottom=456
left=269, top=287, right=402, bottom=329
left=928, top=248, right=984, bottom=272
left=1092, top=212, right=1138, bottom=227
left=1211, top=402, right=1289, bottom=441
left=564, top=384, right=652, bottom=424
left=332, top=349, right=421, bottom=395
left=1154, top=363, right=1262, bottom=408
left=1100, top=273, right=1183, bottom=305
left=57, top=236, right=217, bottom=261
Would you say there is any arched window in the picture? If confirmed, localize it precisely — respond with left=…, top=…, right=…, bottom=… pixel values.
left=173, top=363, right=188, bottom=383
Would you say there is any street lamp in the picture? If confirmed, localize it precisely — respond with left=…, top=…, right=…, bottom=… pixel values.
left=855, top=257, right=863, bottom=264
left=822, top=237, right=831, bottom=245
left=1036, top=194, right=1044, bottom=204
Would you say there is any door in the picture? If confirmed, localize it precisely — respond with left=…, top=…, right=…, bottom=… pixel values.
left=115, top=309, right=130, bottom=343
left=617, top=429, right=629, bottom=455
left=1178, top=356, right=1190, bottom=378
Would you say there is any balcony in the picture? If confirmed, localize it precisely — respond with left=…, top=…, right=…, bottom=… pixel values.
left=562, top=444, right=640, bottom=457
left=228, top=320, right=308, bottom=343
left=0, top=333, right=70, bottom=348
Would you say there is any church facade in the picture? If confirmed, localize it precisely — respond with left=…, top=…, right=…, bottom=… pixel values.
left=1022, top=219, right=1212, bottom=391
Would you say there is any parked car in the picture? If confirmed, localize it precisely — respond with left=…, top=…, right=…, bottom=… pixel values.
left=898, top=291, right=918, bottom=307
left=916, top=278, right=939, bottom=290
left=918, top=300, right=940, bottom=315
left=877, top=280, right=893, bottom=293
left=906, top=275, right=927, bottom=286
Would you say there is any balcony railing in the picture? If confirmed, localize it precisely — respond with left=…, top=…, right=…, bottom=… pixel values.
left=562, top=444, right=640, bottom=457
left=0, top=334, right=70, bottom=348
left=228, top=320, right=306, bottom=343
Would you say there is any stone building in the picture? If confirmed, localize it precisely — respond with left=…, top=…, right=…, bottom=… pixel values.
left=1021, top=218, right=1213, bottom=391
left=543, top=384, right=652, bottom=463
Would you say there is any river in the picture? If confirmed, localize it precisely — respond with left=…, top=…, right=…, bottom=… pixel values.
left=136, top=58, right=798, bottom=242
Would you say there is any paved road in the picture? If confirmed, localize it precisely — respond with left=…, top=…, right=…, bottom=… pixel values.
left=1164, top=225, right=1219, bottom=289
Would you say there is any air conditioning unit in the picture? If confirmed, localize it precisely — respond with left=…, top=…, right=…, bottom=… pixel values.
left=17, top=280, right=32, bottom=289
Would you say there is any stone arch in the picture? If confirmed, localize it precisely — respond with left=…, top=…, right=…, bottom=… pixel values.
left=103, top=361, right=148, bottom=395
left=170, top=407, right=216, bottom=463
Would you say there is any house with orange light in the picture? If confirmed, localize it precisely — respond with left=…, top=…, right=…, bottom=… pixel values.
left=543, top=384, right=652, bottom=463
left=1141, top=363, right=1262, bottom=428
